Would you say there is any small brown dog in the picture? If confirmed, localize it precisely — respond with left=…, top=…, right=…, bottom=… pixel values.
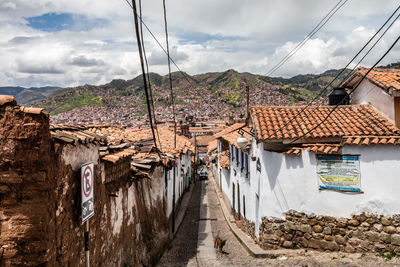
left=214, top=231, right=226, bottom=253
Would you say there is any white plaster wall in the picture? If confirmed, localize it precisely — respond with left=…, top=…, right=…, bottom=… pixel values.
left=352, top=79, right=394, bottom=121
left=220, top=138, right=400, bottom=236
left=61, top=143, right=99, bottom=171
left=257, top=144, right=400, bottom=219
left=166, top=151, right=192, bottom=218
left=167, top=168, right=173, bottom=217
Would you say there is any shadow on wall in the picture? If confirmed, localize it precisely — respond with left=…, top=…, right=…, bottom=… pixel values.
left=284, top=154, right=304, bottom=169
left=264, top=152, right=283, bottom=191
left=345, top=145, right=400, bottom=163
left=264, top=152, right=290, bottom=213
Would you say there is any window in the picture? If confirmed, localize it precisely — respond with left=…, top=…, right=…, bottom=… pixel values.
left=236, top=147, right=239, bottom=167
left=240, top=150, right=244, bottom=171
left=231, top=145, right=235, bottom=161
left=245, top=153, right=249, bottom=176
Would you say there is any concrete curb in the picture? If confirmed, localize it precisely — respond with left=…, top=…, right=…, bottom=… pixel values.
left=208, top=169, right=290, bottom=258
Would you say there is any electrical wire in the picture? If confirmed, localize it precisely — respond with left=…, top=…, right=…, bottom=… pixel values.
left=122, top=0, right=226, bottom=119
left=130, top=0, right=158, bottom=149
left=124, top=0, right=200, bottom=87
left=265, top=3, right=400, bottom=139
left=163, top=0, right=177, bottom=148
left=288, top=34, right=400, bottom=144
left=266, top=0, right=348, bottom=77
left=138, top=0, right=163, bottom=151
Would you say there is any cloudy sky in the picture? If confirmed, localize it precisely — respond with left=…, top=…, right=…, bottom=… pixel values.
left=0, top=0, right=399, bottom=87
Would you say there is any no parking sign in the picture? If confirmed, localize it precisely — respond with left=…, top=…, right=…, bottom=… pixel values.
left=81, top=162, right=94, bottom=223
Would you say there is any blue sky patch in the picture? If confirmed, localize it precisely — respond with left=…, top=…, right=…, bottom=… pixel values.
left=26, top=12, right=106, bottom=32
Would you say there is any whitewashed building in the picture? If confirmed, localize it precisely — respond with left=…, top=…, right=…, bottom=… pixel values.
left=343, top=67, right=400, bottom=128
left=214, top=104, right=400, bottom=239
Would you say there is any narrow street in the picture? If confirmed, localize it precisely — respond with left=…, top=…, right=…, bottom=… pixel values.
left=157, top=177, right=265, bottom=267
left=157, top=169, right=400, bottom=267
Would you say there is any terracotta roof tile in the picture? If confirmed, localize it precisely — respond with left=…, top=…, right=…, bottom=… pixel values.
left=214, top=122, right=245, bottom=139
left=218, top=153, right=230, bottom=169
left=342, top=67, right=400, bottom=93
left=220, top=126, right=252, bottom=149
left=342, top=136, right=400, bottom=146
left=250, top=105, right=400, bottom=142
left=0, top=95, right=15, bottom=106
left=208, top=140, right=218, bottom=153
left=92, top=126, right=193, bottom=157
left=20, top=107, right=44, bottom=115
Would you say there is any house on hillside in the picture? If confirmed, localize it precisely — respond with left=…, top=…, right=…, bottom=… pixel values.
left=343, top=67, right=400, bottom=127
left=212, top=101, right=400, bottom=252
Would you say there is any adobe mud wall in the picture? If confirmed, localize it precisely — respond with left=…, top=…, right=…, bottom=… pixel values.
left=0, top=100, right=170, bottom=266
left=0, top=103, right=54, bottom=266
left=51, top=146, right=169, bottom=266
left=257, top=211, right=400, bottom=253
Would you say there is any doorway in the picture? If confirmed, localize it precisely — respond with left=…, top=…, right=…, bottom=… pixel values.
left=237, top=182, right=241, bottom=220
left=232, top=183, right=235, bottom=212
left=255, top=193, right=260, bottom=236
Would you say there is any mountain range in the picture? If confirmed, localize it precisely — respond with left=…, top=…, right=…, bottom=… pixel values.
left=0, top=63, right=397, bottom=125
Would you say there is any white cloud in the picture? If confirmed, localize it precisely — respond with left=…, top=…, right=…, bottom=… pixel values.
left=0, top=0, right=400, bottom=87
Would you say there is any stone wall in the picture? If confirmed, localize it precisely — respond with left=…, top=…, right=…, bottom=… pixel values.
left=240, top=217, right=256, bottom=240
left=258, top=211, right=400, bottom=253
left=0, top=100, right=170, bottom=266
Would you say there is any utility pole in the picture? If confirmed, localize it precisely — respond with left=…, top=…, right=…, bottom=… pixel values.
left=172, top=160, right=176, bottom=233
left=245, top=85, right=250, bottom=125
left=163, top=0, right=177, bottom=235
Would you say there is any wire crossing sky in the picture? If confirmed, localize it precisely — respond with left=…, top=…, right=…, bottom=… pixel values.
left=0, top=0, right=399, bottom=87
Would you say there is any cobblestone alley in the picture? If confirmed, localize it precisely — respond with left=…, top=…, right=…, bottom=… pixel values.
left=157, top=169, right=400, bottom=267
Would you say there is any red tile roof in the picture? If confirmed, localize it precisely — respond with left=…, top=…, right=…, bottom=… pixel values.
left=221, top=126, right=252, bottom=149
left=93, top=126, right=194, bottom=157
left=207, top=140, right=218, bottom=153
left=214, top=122, right=245, bottom=139
left=284, top=144, right=342, bottom=156
left=0, top=95, right=15, bottom=106
left=342, top=136, right=400, bottom=146
left=250, top=105, right=400, bottom=142
left=342, top=67, right=400, bottom=94
left=218, top=152, right=230, bottom=168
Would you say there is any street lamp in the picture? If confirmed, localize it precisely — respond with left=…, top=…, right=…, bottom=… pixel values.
left=237, top=135, right=248, bottom=150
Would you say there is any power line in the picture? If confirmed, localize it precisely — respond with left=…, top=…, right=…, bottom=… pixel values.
left=265, top=3, right=400, bottom=139
left=124, top=0, right=200, bottom=88
left=130, top=0, right=158, bottom=149
left=162, top=0, right=177, bottom=149
left=289, top=34, right=400, bottom=144
left=138, top=0, right=162, bottom=151
left=266, top=0, right=348, bottom=77
left=124, top=0, right=221, bottom=119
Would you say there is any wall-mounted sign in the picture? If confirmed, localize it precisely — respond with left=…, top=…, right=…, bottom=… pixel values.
left=81, top=162, right=94, bottom=223
left=256, top=159, right=261, bottom=172
left=317, top=155, right=360, bottom=192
